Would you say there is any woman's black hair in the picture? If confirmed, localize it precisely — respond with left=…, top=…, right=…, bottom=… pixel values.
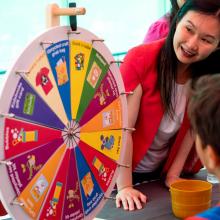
left=169, top=0, right=181, bottom=23
left=157, top=0, right=220, bottom=117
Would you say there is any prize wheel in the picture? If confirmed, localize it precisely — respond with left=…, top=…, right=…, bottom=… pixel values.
left=0, top=26, right=128, bottom=220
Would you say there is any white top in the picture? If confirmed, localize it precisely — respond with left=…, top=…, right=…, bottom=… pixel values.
left=134, top=83, right=187, bottom=173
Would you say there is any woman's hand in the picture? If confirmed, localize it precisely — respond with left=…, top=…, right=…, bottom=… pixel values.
left=116, top=186, right=147, bottom=211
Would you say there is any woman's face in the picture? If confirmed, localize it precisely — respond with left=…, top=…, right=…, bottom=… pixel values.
left=173, top=11, right=220, bottom=65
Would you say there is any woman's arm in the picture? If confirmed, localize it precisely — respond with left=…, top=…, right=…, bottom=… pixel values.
left=165, top=130, right=195, bottom=187
left=116, top=84, right=147, bottom=210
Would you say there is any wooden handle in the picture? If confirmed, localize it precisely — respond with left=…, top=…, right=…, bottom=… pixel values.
left=46, top=3, right=86, bottom=28
left=52, top=4, right=86, bottom=16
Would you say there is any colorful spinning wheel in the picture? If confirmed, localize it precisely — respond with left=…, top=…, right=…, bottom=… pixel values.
left=0, top=26, right=128, bottom=220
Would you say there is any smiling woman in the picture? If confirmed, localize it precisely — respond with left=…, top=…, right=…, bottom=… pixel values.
left=116, top=0, right=220, bottom=211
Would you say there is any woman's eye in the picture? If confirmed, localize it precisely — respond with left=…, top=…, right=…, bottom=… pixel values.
left=201, top=38, right=212, bottom=44
left=186, top=26, right=192, bottom=32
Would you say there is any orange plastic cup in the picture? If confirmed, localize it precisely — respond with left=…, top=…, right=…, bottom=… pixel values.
left=170, top=180, right=212, bottom=219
